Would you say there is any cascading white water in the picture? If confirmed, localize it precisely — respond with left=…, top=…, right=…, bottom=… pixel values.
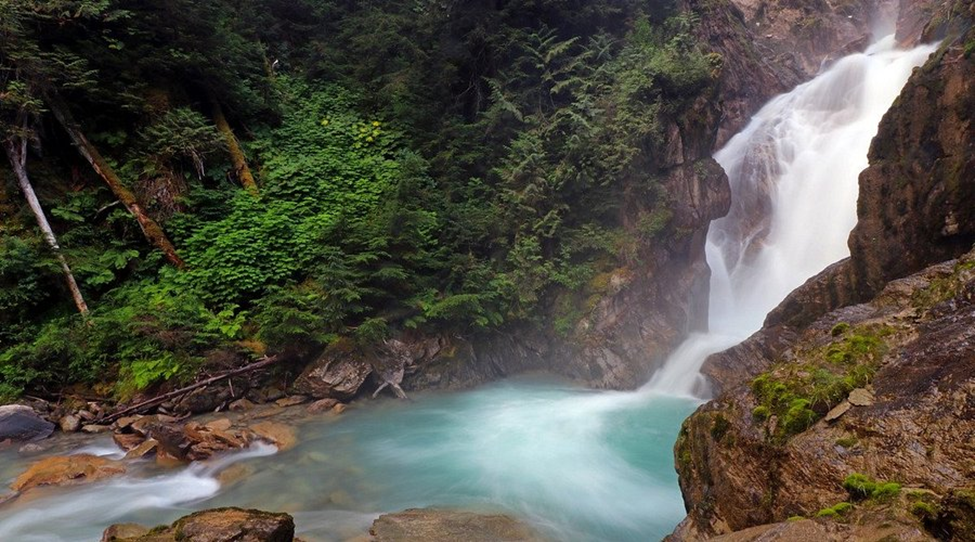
left=647, top=36, right=938, bottom=396
left=0, top=37, right=938, bottom=542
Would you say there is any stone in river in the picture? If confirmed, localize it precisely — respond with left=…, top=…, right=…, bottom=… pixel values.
left=0, top=404, right=55, bottom=443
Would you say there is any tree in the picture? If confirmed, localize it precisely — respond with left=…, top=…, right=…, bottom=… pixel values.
left=1, top=88, right=89, bottom=316
left=0, top=0, right=185, bottom=268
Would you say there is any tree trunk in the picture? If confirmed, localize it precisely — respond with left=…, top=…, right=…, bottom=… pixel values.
left=211, top=98, right=258, bottom=195
left=44, top=92, right=185, bottom=268
left=3, top=137, right=90, bottom=316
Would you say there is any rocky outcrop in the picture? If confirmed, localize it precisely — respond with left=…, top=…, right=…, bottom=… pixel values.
left=897, top=0, right=975, bottom=46
left=102, top=507, right=295, bottom=542
left=847, top=26, right=975, bottom=300
left=0, top=404, right=54, bottom=444
left=674, top=248, right=975, bottom=539
left=370, top=508, right=546, bottom=542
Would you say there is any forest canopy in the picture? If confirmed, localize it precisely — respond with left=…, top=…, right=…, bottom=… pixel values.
left=0, top=0, right=718, bottom=400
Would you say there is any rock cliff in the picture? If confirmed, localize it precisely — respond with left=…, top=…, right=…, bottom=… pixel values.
left=675, top=10, right=975, bottom=539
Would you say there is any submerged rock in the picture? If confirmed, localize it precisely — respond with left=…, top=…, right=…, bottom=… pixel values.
left=0, top=404, right=55, bottom=444
left=102, top=507, right=295, bottom=542
left=249, top=421, right=297, bottom=451
left=371, top=508, right=546, bottom=542
left=11, top=454, right=126, bottom=492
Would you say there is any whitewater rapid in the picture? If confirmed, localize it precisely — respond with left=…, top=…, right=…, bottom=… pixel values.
left=0, top=36, right=937, bottom=542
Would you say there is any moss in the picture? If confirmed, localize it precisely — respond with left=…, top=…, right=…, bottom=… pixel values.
left=749, top=324, right=891, bottom=443
left=830, top=322, right=850, bottom=337
left=816, top=501, right=853, bottom=518
left=910, top=500, right=939, bottom=520
left=843, top=473, right=901, bottom=502
left=835, top=435, right=859, bottom=448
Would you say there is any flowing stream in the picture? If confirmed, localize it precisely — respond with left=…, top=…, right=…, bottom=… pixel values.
left=0, top=37, right=935, bottom=542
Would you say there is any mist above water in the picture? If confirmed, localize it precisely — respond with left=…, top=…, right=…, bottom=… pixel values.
left=0, top=37, right=936, bottom=542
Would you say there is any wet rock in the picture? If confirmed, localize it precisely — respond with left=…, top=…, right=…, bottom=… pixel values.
left=184, top=421, right=250, bottom=461
left=294, top=340, right=373, bottom=400
left=249, top=421, right=297, bottom=451
left=101, top=523, right=150, bottom=541
left=59, top=414, right=82, bottom=433
left=370, top=508, right=546, bottom=542
left=0, top=404, right=55, bottom=443
left=125, top=439, right=158, bottom=460
left=216, top=463, right=255, bottom=488
left=17, top=443, right=46, bottom=455
left=675, top=249, right=975, bottom=536
left=114, top=415, right=142, bottom=430
left=103, top=507, right=295, bottom=542
left=11, top=454, right=126, bottom=492
left=306, top=398, right=339, bottom=414
left=331, top=403, right=347, bottom=415
left=175, top=386, right=231, bottom=414
left=113, top=432, right=146, bottom=451
left=274, top=396, right=309, bottom=408
left=82, top=424, right=112, bottom=434
left=229, top=398, right=255, bottom=412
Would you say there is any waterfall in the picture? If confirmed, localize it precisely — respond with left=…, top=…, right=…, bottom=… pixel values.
left=646, top=36, right=938, bottom=396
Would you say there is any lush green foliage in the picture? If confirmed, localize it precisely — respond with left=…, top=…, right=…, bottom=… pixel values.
left=0, top=0, right=718, bottom=400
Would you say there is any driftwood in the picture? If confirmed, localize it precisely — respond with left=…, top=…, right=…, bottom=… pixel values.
left=97, top=356, right=280, bottom=424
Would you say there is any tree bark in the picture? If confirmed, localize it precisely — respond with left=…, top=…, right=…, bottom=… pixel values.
left=211, top=98, right=258, bottom=195
left=44, top=92, right=185, bottom=268
left=3, top=136, right=90, bottom=316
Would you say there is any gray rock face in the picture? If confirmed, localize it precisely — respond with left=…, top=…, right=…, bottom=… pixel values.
left=293, top=340, right=375, bottom=400
left=0, top=405, right=54, bottom=443
left=370, top=508, right=547, bottom=542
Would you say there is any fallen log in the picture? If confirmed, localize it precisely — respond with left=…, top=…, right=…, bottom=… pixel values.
left=97, top=356, right=280, bottom=424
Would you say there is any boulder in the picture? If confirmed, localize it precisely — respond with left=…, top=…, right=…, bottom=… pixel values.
left=306, top=398, right=339, bottom=414
left=293, top=340, right=373, bottom=400
left=113, top=432, right=146, bottom=451
left=59, top=414, right=82, bottom=433
left=370, top=508, right=546, bottom=542
left=103, top=507, right=295, bottom=542
left=11, top=454, right=126, bottom=492
left=273, top=396, right=308, bottom=408
left=0, top=404, right=54, bottom=443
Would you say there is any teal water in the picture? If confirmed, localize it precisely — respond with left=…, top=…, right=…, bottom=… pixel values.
left=0, top=377, right=698, bottom=541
